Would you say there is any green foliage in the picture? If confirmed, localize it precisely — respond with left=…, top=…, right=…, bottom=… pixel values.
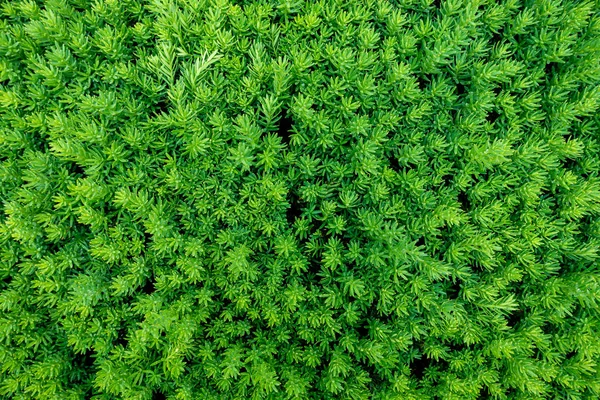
left=1, top=0, right=600, bottom=398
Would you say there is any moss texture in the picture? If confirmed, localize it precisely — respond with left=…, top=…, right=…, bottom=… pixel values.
left=1, top=0, right=600, bottom=399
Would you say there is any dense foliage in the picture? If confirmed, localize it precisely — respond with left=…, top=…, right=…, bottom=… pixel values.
left=1, top=0, right=600, bottom=398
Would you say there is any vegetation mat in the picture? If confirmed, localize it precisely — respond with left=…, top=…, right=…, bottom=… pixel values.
left=1, top=0, right=600, bottom=399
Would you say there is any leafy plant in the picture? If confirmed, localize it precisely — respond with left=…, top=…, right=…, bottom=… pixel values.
left=1, top=0, right=600, bottom=399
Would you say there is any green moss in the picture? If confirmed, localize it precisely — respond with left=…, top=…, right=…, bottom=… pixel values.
left=1, top=0, right=600, bottom=399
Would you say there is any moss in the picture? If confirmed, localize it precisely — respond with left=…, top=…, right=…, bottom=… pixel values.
left=1, top=0, right=600, bottom=399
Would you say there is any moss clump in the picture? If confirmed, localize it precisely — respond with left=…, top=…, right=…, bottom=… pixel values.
left=1, top=0, right=600, bottom=399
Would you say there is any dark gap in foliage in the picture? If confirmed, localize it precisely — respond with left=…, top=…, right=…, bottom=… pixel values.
left=538, top=187, right=551, bottom=203
left=320, top=230, right=333, bottom=246
left=74, top=349, right=95, bottom=369
left=43, top=241, right=61, bottom=256
left=565, top=351, right=576, bottom=360
left=2, top=275, right=12, bottom=286
left=152, top=391, right=166, bottom=400
left=490, top=28, right=504, bottom=46
left=141, top=278, right=155, bottom=294
left=155, top=99, right=169, bottom=115
left=289, top=83, right=298, bottom=98
left=143, top=231, right=153, bottom=246
left=492, top=86, right=501, bottom=97
left=441, top=173, right=453, bottom=187
left=67, top=223, right=90, bottom=242
left=449, top=109, right=458, bottom=123
left=277, top=108, right=293, bottom=145
left=222, top=297, right=233, bottom=308
left=563, top=157, right=578, bottom=172
left=414, top=356, right=448, bottom=380
left=67, top=4, right=86, bottom=13
left=365, top=302, right=380, bottom=319
left=455, top=82, right=466, bottom=96
left=115, top=327, right=128, bottom=347
left=457, top=191, right=471, bottom=211
left=69, top=0, right=93, bottom=12
left=82, top=386, right=94, bottom=399
left=356, top=322, right=369, bottom=339
left=446, top=280, right=461, bottom=300
left=306, top=260, right=321, bottom=277
left=286, top=191, right=302, bottom=224
left=415, top=237, right=425, bottom=247
left=506, top=308, right=524, bottom=328
left=70, top=163, right=85, bottom=177
left=338, top=234, right=351, bottom=247
left=126, top=16, right=140, bottom=29
left=272, top=11, right=292, bottom=27
left=272, top=14, right=281, bottom=26
left=540, top=322, right=555, bottom=335
left=71, top=357, right=96, bottom=398
left=448, top=341, right=468, bottom=353
left=410, top=355, right=430, bottom=380
left=388, top=154, right=400, bottom=172
left=480, top=386, right=492, bottom=398
left=486, top=110, right=500, bottom=124
left=418, top=73, right=432, bottom=90
left=431, top=0, right=441, bottom=9
left=479, top=170, right=490, bottom=182
left=545, top=62, right=558, bottom=77
left=580, top=216, right=595, bottom=239
left=174, top=68, right=182, bottom=84
left=471, top=262, right=486, bottom=272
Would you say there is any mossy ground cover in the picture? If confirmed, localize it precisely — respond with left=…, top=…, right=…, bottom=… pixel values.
left=1, top=0, right=600, bottom=399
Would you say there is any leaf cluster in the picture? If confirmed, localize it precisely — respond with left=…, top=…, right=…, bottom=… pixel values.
left=1, top=0, right=600, bottom=399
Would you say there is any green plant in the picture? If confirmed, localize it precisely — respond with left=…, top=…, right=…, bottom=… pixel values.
left=1, top=0, right=600, bottom=399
